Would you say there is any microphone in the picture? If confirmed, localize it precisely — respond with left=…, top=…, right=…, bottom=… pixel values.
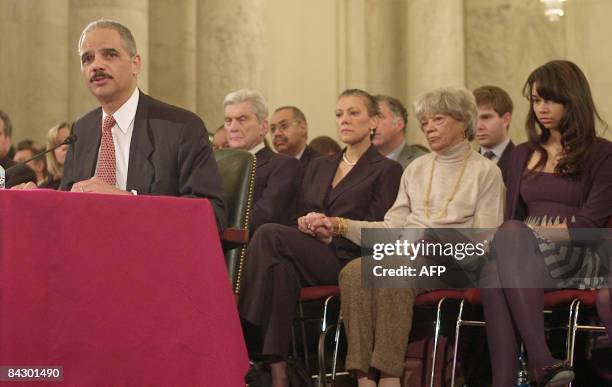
left=6, top=135, right=77, bottom=174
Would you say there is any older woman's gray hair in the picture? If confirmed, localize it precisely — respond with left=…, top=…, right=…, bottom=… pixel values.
left=413, top=87, right=478, bottom=141
left=223, top=89, right=269, bottom=123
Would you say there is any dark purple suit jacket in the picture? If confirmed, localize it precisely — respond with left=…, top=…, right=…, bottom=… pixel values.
left=300, top=145, right=403, bottom=260
left=298, top=145, right=321, bottom=170
left=506, top=140, right=612, bottom=243
left=497, top=140, right=514, bottom=185
left=251, top=147, right=302, bottom=233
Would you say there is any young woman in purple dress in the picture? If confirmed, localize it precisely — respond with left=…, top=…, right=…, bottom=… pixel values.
left=481, top=60, right=612, bottom=386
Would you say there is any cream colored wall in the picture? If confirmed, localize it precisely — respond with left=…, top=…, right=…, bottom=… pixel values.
left=1, top=0, right=611, bottom=146
left=465, top=0, right=566, bottom=145
left=565, top=0, right=612, bottom=139
left=0, top=0, right=69, bottom=143
left=261, top=0, right=338, bottom=141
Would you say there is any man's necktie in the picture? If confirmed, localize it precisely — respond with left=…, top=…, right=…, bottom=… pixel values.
left=483, top=150, right=495, bottom=160
left=96, top=115, right=117, bottom=186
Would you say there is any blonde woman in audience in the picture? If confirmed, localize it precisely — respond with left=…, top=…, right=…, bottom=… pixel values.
left=240, top=89, right=403, bottom=387
left=304, top=87, right=505, bottom=387
left=40, top=122, right=70, bottom=189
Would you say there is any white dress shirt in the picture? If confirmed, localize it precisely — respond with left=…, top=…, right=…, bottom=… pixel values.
left=248, top=141, right=266, bottom=155
left=480, top=137, right=510, bottom=164
left=385, top=142, right=406, bottom=162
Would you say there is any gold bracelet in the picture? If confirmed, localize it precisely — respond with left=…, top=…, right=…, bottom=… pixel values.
left=333, top=217, right=348, bottom=237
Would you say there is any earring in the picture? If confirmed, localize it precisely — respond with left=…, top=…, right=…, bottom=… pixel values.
left=370, top=127, right=377, bottom=136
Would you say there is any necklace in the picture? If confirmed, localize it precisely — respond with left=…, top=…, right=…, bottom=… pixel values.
left=424, top=146, right=472, bottom=219
left=342, top=152, right=357, bottom=166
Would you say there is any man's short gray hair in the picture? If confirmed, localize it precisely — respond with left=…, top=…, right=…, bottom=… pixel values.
left=375, top=95, right=408, bottom=133
left=223, top=89, right=269, bottom=122
left=78, top=19, right=137, bottom=56
left=413, top=87, right=478, bottom=141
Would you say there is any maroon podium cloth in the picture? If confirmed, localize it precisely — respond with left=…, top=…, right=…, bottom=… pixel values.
left=0, top=190, right=248, bottom=386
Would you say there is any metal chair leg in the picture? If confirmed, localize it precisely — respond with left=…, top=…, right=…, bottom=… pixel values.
left=567, top=299, right=581, bottom=387
left=318, top=324, right=333, bottom=387
left=569, top=300, right=582, bottom=367
left=450, top=299, right=465, bottom=387
left=332, top=313, right=343, bottom=381
left=320, top=295, right=336, bottom=332
left=565, top=299, right=577, bottom=363
left=316, top=310, right=344, bottom=387
left=299, top=303, right=311, bottom=375
left=429, top=297, right=446, bottom=387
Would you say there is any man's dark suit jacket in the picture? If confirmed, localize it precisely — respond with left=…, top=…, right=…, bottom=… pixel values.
left=1, top=156, right=36, bottom=188
left=61, top=90, right=226, bottom=230
left=300, top=146, right=403, bottom=260
left=396, top=143, right=428, bottom=170
left=298, top=145, right=321, bottom=170
left=251, top=146, right=302, bottom=233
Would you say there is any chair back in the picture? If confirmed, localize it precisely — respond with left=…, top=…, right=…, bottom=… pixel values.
left=214, top=149, right=257, bottom=294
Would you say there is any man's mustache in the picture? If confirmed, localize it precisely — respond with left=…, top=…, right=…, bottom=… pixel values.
left=90, top=70, right=112, bottom=82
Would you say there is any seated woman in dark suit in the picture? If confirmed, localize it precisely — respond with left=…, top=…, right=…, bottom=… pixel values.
left=239, top=89, right=403, bottom=387
left=481, top=60, right=612, bottom=386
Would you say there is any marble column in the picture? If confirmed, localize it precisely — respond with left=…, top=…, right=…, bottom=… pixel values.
left=336, top=0, right=367, bottom=92
left=465, top=0, right=565, bottom=144
left=68, top=0, right=149, bottom=120
left=0, top=0, right=69, bottom=144
left=364, top=0, right=407, bottom=101
left=405, top=0, right=465, bottom=146
left=196, top=0, right=265, bottom=131
left=565, top=0, right=612, bottom=140
left=149, top=0, right=196, bottom=112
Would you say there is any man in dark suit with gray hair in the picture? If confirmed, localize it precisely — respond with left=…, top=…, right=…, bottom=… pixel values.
left=60, top=19, right=226, bottom=230
left=373, top=94, right=427, bottom=169
left=223, top=89, right=301, bottom=233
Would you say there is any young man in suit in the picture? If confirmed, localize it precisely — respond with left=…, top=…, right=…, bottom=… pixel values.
left=473, top=85, right=515, bottom=183
left=59, top=19, right=225, bottom=230
left=269, top=106, right=319, bottom=169
left=372, top=95, right=427, bottom=169
left=223, top=89, right=301, bottom=233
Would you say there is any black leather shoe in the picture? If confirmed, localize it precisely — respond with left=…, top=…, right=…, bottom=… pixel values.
left=537, top=362, right=575, bottom=387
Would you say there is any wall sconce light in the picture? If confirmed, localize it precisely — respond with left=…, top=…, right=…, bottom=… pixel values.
left=540, top=0, right=567, bottom=22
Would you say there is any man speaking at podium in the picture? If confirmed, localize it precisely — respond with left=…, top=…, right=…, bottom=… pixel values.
left=62, top=19, right=226, bottom=230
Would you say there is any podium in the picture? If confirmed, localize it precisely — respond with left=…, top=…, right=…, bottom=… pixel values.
left=0, top=190, right=248, bottom=386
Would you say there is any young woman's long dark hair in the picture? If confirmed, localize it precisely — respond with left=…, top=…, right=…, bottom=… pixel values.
left=523, top=60, right=606, bottom=176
